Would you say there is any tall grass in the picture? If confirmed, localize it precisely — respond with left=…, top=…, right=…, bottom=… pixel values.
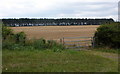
left=2, top=24, right=65, bottom=51
left=3, top=37, right=65, bottom=52
left=25, top=38, right=65, bottom=51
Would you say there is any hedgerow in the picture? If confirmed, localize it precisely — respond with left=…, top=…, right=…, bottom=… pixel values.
left=94, top=22, right=120, bottom=48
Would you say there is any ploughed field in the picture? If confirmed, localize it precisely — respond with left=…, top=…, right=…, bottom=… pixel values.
left=10, top=25, right=100, bottom=41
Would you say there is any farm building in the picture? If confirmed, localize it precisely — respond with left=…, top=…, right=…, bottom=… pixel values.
left=2, top=18, right=114, bottom=27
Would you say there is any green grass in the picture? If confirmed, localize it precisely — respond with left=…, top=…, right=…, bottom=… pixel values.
left=2, top=49, right=118, bottom=72
left=91, top=48, right=119, bottom=54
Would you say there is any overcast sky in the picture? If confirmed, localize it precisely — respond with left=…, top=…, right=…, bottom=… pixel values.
left=0, top=0, right=119, bottom=21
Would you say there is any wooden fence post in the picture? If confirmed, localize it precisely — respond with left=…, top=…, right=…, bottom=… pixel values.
left=60, top=38, right=62, bottom=44
left=92, top=37, right=95, bottom=48
left=63, top=37, right=64, bottom=45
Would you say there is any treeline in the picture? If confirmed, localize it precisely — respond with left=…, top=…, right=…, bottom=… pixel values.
left=2, top=18, right=114, bottom=27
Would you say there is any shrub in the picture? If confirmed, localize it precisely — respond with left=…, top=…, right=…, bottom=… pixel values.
left=14, top=32, right=26, bottom=44
left=32, top=38, right=47, bottom=50
left=2, top=24, right=65, bottom=51
left=2, top=24, right=14, bottom=40
left=10, top=44, right=24, bottom=50
left=28, top=39, right=65, bottom=51
left=47, top=40, right=65, bottom=52
left=2, top=24, right=26, bottom=49
left=2, top=39, right=15, bottom=49
left=94, top=22, right=120, bottom=48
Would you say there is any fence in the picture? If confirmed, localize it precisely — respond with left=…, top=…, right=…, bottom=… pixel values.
left=60, top=37, right=95, bottom=49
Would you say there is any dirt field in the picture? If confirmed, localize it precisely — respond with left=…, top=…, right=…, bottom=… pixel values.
left=10, top=25, right=100, bottom=41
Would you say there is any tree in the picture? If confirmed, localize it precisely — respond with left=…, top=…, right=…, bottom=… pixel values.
left=94, top=22, right=120, bottom=48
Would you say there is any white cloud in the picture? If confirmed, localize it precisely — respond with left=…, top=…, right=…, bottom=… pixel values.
left=0, top=0, right=119, bottom=21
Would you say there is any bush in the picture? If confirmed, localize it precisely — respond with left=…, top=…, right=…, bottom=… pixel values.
left=32, top=38, right=47, bottom=50
left=2, top=24, right=26, bottom=49
left=2, top=24, right=14, bottom=40
left=94, top=22, right=120, bottom=48
left=47, top=40, right=65, bottom=52
left=2, top=40, right=15, bottom=49
left=2, top=24, right=65, bottom=51
left=14, top=32, right=26, bottom=44
left=26, top=39, right=65, bottom=51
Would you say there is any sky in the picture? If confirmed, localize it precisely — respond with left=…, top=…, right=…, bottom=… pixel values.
left=0, top=0, right=119, bottom=21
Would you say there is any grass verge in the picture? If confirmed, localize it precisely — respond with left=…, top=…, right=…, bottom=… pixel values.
left=91, top=48, right=119, bottom=54
left=2, top=49, right=118, bottom=72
